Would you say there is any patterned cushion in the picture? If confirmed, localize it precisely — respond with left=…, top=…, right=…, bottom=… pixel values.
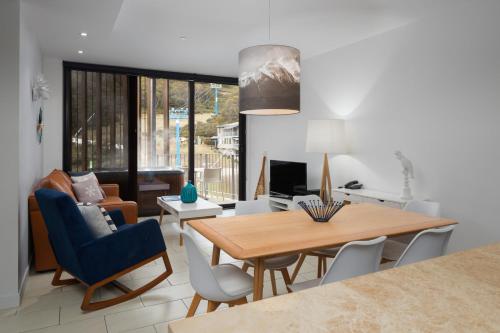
left=72, top=178, right=104, bottom=203
left=71, top=172, right=106, bottom=197
left=77, top=203, right=117, bottom=238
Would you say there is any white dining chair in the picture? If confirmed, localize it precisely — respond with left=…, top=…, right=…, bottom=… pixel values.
left=393, top=225, right=455, bottom=268
left=182, top=228, right=253, bottom=317
left=236, top=200, right=299, bottom=296
left=382, top=200, right=441, bottom=261
left=235, top=199, right=272, bottom=215
left=290, top=194, right=342, bottom=282
left=201, top=168, right=223, bottom=200
left=288, top=236, right=387, bottom=292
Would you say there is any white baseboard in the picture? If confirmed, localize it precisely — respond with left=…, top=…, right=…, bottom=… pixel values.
left=0, top=260, right=30, bottom=310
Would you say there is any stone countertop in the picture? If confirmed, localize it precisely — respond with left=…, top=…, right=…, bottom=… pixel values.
left=168, top=243, right=500, bottom=333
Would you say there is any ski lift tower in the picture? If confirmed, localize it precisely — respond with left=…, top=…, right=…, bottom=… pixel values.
left=169, top=107, right=189, bottom=168
left=210, top=83, right=222, bottom=115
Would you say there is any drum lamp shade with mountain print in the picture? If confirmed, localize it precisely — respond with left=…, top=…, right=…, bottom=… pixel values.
left=239, top=45, right=300, bottom=115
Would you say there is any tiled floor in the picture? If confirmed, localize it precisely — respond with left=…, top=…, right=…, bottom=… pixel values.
left=0, top=210, right=322, bottom=333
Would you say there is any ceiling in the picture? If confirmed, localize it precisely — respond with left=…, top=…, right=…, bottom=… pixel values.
left=23, top=0, right=461, bottom=77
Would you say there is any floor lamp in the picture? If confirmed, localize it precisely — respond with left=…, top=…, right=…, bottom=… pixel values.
left=306, top=119, right=348, bottom=202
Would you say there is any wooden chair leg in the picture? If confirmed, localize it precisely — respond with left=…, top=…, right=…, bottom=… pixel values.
left=52, top=266, right=79, bottom=286
left=242, top=262, right=250, bottom=272
left=207, top=301, right=221, bottom=313
left=291, top=254, right=306, bottom=283
left=317, top=256, right=323, bottom=278
left=280, top=268, right=292, bottom=293
left=228, top=297, right=247, bottom=307
left=270, top=270, right=277, bottom=296
left=186, top=293, right=202, bottom=318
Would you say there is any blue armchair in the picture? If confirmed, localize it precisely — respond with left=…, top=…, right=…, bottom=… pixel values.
left=35, top=188, right=173, bottom=311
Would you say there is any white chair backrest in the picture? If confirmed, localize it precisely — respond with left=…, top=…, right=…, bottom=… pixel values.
left=394, top=225, right=455, bottom=267
left=292, top=195, right=321, bottom=210
left=235, top=199, right=272, bottom=216
left=204, top=168, right=222, bottom=183
left=320, top=236, right=386, bottom=285
left=182, top=228, right=229, bottom=300
left=404, top=200, right=440, bottom=217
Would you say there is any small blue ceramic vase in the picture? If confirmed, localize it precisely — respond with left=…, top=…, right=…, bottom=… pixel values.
left=180, top=181, right=198, bottom=203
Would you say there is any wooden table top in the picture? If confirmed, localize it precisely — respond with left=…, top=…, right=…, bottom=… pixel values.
left=188, top=203, right=456, bottom=259
left=168, top=243, right=500, bottom=333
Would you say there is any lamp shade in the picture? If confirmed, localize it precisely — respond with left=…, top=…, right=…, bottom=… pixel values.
left=239, top=45, right=300, bottom=115
left=306, top=119, right=348, bottom=154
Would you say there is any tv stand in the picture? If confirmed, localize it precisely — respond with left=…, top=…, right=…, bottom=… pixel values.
left=258, top=194, right=295, bottom=211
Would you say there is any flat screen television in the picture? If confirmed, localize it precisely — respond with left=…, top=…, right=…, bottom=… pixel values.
left=270, top=160, right=307, bottom=199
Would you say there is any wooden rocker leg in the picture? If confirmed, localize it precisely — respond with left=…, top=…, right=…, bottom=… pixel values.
left=186, top=293, right=202, bottom=318
left=81, top=252, right=173, bottom=311
left=270, top=270, right=277, bottom=296
left=52, top=266, right=79, bottom=286
left=290, top=253, right=306, bottom=283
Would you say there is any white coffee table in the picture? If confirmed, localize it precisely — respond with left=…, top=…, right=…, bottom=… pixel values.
left=157, top=197, right=223, bottom=246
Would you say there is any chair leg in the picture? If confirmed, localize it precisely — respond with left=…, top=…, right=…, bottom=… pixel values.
left=186, top=293, right=202, bottom=318
left=270, top=270, right=277, bottom=296
left=317, top=256, right=323, bottom=278
left=228, top=297, right=247, bottom=307
left=280, top=268, right=292, bottom=293
left=290, top=254, right=306, bottom=283
left=207, top=301, right=221, bottom=313
left=242, top=262, right=250, bottom=273
left=52, top=266, right=79, bottom=286
left=322, top=257, right=327, bottom=275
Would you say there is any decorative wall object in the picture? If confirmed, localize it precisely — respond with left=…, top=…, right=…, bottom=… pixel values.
left=239, top=45, right=300, bottom=115
left=395, top=150, right=414, bottom=200
left=32, top=74, right=50, bottom=101
left=36, top=108, right=44, bottom=144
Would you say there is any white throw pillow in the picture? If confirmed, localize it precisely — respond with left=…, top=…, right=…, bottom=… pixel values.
left=71, top=172, right=106, bottom=197
left=77, top=203, right=117, bottom=238
left=72, top=178, right=104, bottom=203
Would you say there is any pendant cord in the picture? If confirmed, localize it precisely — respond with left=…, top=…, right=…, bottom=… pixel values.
left=268, top=0, right=271, bottom=41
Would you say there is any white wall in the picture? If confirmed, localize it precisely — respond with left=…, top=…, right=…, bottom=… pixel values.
left=0, top=0, right=21, bottom=308
left=19, top=0, right=44, bottom=294
left=41, top=57, right=63, bottom=174
left=247, top=0, right=500, bottom=252
left=0, top=0, right=43, bottom=309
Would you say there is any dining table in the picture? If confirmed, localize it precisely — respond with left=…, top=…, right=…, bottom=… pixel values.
left=187, top=203, right=457, bottom=301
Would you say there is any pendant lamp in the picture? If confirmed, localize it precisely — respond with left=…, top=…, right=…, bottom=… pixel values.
left=239, top=1, right=300, bottom=115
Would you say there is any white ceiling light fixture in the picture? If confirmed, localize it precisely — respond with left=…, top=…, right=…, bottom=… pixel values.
left=78, top=50, right=84, bottom=54
left=80, top=32, right=88, bottom=37
left=239, top=0, right=300, bottom=115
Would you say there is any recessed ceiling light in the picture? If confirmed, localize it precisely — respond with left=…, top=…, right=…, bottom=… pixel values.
left=78, top=50, right=84, bottom=54
left=179, top=36, right=187, bottom=40
left=80, top=32, right=88, bottom=37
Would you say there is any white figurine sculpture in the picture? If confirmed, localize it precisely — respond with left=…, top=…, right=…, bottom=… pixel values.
left=395, top=150, right=414, bottom=200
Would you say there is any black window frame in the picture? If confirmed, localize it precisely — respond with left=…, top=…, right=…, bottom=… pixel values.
left=63, top=61, right=246, bottom=207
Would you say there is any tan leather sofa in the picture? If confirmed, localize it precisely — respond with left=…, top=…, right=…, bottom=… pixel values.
left=28, top=169, right=138, bottom=271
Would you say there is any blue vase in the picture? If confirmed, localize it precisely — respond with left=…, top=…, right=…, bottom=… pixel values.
left=181, top=181, right=198, bottom=203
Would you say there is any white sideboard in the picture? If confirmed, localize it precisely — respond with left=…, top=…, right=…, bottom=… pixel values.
left=333, top=188, right=407, bottom=208
left=258, top=188, right=409, bottom=211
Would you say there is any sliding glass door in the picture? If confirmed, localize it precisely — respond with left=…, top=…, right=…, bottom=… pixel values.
left=64, top=62, right=245, bottom=215
left=194, top=83, right=240, bottom=204
left=65, top=70, right=134, bottom=199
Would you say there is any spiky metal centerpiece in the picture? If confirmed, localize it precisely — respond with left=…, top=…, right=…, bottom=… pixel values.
left=298, top=200, right=343, bottom=223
